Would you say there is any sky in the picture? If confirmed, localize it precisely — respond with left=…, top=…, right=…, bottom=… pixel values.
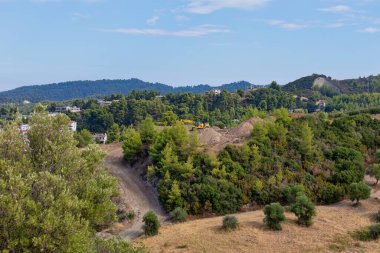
left=0, top=0, right=379, bottom=91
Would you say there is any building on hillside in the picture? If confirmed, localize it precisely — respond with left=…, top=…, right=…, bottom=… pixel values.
left=19, top=124, right=30, bottom=133
left=68, top=121, right=77, bottom=132
left=206, top=88, right=222, bottom=96
left=23, top=100, right=31, bottom=104
left=315, top=100, right=328, bottom=107
left=93, top=133, right=107, bottom=144
left=315, top=99, right=328, bottom=112
left=55, top=106, right=81, bottom=113
left=98, top=100, right=114, bottom=107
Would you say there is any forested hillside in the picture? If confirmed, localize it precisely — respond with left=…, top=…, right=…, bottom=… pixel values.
left=0, top=79, right=256, bottom=103
left=283, top=74, right=380, bottom=97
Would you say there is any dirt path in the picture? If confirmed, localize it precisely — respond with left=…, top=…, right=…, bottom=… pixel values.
left=100, top=143, right=167, bottom=240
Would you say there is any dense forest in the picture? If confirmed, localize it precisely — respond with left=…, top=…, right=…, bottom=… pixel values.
left=119, top=111, right=380, bottom=216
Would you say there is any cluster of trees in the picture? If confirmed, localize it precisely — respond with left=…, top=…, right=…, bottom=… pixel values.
left=120, top=110, right=380, bottom=218
left=0, top=113, right=141, bottom=252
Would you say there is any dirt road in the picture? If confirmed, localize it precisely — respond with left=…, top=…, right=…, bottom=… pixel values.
left=100, top=143, right=167, bottom=240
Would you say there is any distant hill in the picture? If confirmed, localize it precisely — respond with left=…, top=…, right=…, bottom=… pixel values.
left=1, top=74, right=379, bottom=103
left=0, top=79, right=258, bottom=103
left=283, top=74, right=380, bottom=96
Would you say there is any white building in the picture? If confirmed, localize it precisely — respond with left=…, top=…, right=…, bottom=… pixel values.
left=68, top=121, right=77, bottom=132
left=207, top=88, right=222, bottom=96
left=55, top=106, right=81, bottom=113
left=98, top=100, right=113, bottom=107
left=93, top=133, right=107, bottom=144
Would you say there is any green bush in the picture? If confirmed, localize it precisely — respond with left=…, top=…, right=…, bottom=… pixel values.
left=369, top=224, right=380, bottom=240
left=376, top=211, right=380, bottom=223
left=353, top=224, right=380, bottom=241
left=170, top=207, right=188, bottom=223
left=348, top=181, right=371, bottom=205
left=290, top=194, right=316, bottom=227
left=263, top=203, right=286, bottom=230
left=222, top=215, right=239, bottom=231
left=283, top=184, right=305, bottom=204
left=143, top=211, right=160, bottom=236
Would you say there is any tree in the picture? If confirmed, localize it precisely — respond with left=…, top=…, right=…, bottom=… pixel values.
left=269, top=81, right=281, bottom=91
left=368, top=164, right=380, bottom=185
left=139, top=116, right=157, bottom=144
left=348, top=182, right=371, bottom=205
left=263, top=203, right=286, bottom=230
left=143, top=211, right=160, bottom=236
left=107, top=123, right=120, bottom=143
left=0, top=113, right=127, bottom=252
left=290, top=194, right=316, bottom=226
left=122, top=127, right=143, bottom=164
left=283, top=184, right=305, bottom=204
left=75, top=129, right=94, bottom=148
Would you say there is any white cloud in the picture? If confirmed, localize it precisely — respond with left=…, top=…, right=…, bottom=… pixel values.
left=318, top=5, right=352, bottom=13
left=186, top=0, right=268, bottom=14
left=100, top=25, right=229, bottom=37
left=146, top=16, right=159, bottom=25
left=267, top=19, right=308, bottom=30
left=359, top=27, right=380, bottom=33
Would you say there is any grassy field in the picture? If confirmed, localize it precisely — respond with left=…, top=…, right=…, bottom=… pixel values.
left=138, top=198, right=380, bottom=253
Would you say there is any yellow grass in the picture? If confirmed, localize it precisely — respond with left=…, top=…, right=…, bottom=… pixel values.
left=137, top=199, right=380, bottom=253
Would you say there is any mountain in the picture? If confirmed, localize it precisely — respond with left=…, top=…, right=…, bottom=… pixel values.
left=283, top=73, right=380, bottom=97
left=0, top=79, right=258, bottom=103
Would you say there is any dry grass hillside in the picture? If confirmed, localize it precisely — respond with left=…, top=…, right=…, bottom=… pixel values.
left=138, top=197, right=380, bottom=253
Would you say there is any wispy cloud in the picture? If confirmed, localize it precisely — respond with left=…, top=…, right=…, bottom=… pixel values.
left=185, top=0, right=268, bottom=14
left=359, top=27, right=380, bottom=33
left=267, top=19, right=308, bottom=30
left=100, top=25, right=229, bottom=37
left=318, top=5, right=353, bottom=13
left=146, top=16, right=159, bottom=25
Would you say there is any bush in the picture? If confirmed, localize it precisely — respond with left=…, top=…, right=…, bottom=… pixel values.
left=143, top=211, right=160, bottom=236
left=222, top=216, right=239, bottom=231
left=369, top=224, right=380, bottom=240
left=348, top=181, right=371, bottom=205
left=263, top=203, right=286, bottom=230
left=290, top=194, right=316, bottom=227
left=283, top=184, right=305, bottom=204
left=376, top=211, right=380, bottom=222
left=353, top=224, right=380, bottom=241
left=170, top=207, right=188, bottom=223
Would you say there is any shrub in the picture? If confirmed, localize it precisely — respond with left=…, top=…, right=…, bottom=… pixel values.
left=170, top=207, right=188, bottom=223
left=143, top=211, right=160, bottom=236
left=369, top=224, right=380, bottom=240
left=353, top=224, right=380, bottom=241
left=222, top=215, right=239, bottom=231
left=263, top=203, right=286, bottom=230
left=376, top=211, right=380, bottom=223
left=317, top=182, right=343, bottom=204
left=283, top=184, right=305, bottom=204
left=127, top=211, right=136, bottom=220
left=290, top=194, right=316, bottom=226
left=348, top=182, right=371, bottom=205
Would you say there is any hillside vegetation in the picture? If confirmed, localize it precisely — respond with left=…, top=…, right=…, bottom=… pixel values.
left=1, top=74, right=380, bottom=103
left=0, top=79, right=255, bottom=103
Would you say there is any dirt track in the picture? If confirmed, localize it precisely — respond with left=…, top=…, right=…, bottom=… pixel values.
left=100, top=143, right=167, bottom=240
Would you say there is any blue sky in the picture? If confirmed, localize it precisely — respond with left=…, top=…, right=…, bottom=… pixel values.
left=0, top=0, right=379, bottom=91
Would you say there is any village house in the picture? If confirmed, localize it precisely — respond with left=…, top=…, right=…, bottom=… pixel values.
left=93, top=133, right=107, bottom=144
left=55, top=106, right=81, bottom=113
left=98, top=100, right=114, bottom=107
left=206, top=88, right=222, bottom=96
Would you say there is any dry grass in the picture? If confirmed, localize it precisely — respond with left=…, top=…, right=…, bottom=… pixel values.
left=137, top=199, right=380, bottom=253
